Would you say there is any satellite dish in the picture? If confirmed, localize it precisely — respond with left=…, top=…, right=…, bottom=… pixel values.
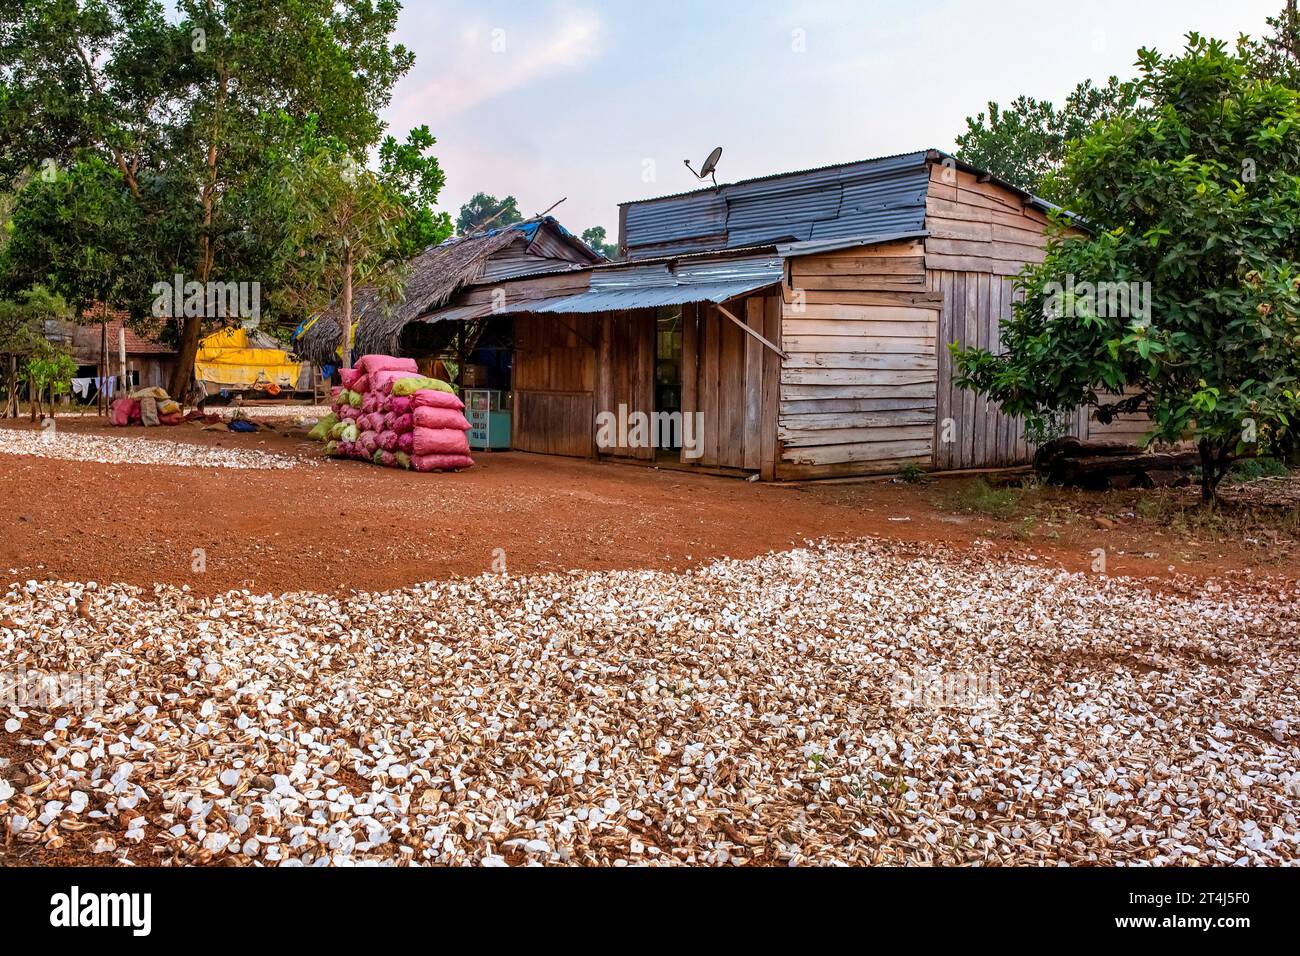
left=684, top=147, right=723, bottom=188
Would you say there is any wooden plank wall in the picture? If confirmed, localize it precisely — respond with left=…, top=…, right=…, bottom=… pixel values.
left=928, top=269, right=1033, bottom=469
left=680, top=297, right=781, bottom=474
left=925, top=161, right=1063, bottom=469
left=511, top=313, right=596, bottom=458
left=924, top=163, right=1051, bottom=276
left=778, top=239, right=940, bottom=478
left=594, top=311, right=656, bottom=461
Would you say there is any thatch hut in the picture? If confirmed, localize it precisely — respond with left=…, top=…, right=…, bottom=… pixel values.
left=294, top=217, right=603, bottom=367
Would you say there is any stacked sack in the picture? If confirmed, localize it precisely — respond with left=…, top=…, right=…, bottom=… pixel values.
left=109, top=386, right=185, bottom=427
left=311, top=354, right=474, bottom=472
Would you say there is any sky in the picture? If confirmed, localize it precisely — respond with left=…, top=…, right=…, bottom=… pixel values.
left=382, top=0, right=1285, bottom=238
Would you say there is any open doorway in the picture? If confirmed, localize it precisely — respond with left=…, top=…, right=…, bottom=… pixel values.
left=655, top=306, right=683, bottom=459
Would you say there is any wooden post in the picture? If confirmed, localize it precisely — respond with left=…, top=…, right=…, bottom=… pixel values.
left=340, top=241, right=354, bottom=370
left=100, top=318, right=108, bottom=416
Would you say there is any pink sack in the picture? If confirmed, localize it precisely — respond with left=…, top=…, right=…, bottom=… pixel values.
left=412, top=389, right=464, bottom=411
left=330, top=385, right=344, bottom=400
left=389, top=396, right=413, bottom=416
left=340, top=368, right=362, bottom=389
left=413, top=426, right=471, bottom=457
left=361, top=391, right=381, bottom=414
left=339, top=405, right=361, bottom=422
left=414, top=406, right=471, bottom=431
left=355, top=355, right=418, bottom=377
left=369, top=368, right=425, bottom=395
left=378, top=429, right=399, bottom=451
left=382, top=412, right=396, bottom=432
left=378, top=450, right=397, bottom=468
left=359, top=430, right=380, bottom=455
left=109, top=398, right=139, bottom=427
left=397, top=432, right=414, bottom=455
left=392, top=413, right=414, bottom=434
left=413, top=454, right=475, bottom=472
left=351, top=374, right=370, bottom=394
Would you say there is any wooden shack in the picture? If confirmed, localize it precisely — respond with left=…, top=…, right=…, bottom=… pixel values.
left=327, top=150, right=1125, bottom=480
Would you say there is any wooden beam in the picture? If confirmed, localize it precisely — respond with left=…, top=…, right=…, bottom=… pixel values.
left=717, top=303, right=788, bottom=359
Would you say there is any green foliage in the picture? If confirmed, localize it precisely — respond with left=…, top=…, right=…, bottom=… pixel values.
left=0, top=155, right=156, bottom=313
left=0, top=0, right=418, bottom=391
left=955, top=77, right=1136, bottom=201
left=0, top=286, right=70, bottom=357
left=24, top=341, right=77, bottom=397
left=1244, top=1, right=1300, bottom=85
left=581, top=226, right=618, bottom=259
left=898, top=462, right=931, bottom=484
left=264, top=131, right=406, bottom=365
left=1227, top=456, right=1291, bottom=482
left=378, top=125, right=454, bottom=256
left=457, top=193, right=521, bottom=236
left=954, top=35, right=1300, bottom=501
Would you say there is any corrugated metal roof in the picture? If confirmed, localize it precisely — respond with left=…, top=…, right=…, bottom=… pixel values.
left=519, top=278, right=777, bottom=313
left=774, top=230, right=928, bottom=257
left=416, top=254, right=783, bottom=322
left=508, top=253, right=783, bottom=314
left=622, top=151, right=929, bottom=259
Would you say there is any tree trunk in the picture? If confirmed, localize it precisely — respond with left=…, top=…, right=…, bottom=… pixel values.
left=171, top=67, right=227, bottom=402
left=1197, top=440, right=1234, bottom=505
left=341, top=243, right=354, bottom=370
left=3, top=354, right=15, bottom=417
left=170, top=316, right=203, bottom=400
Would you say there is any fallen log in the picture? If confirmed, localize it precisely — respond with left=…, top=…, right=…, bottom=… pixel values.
left=1035, top=437, right=1199, bottom=489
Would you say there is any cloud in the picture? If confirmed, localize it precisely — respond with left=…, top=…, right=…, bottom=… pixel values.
left=412, top=6, right=603, bottom=120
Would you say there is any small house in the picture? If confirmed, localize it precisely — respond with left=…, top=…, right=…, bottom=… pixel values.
left=312, top=150, right=1132, bottom=479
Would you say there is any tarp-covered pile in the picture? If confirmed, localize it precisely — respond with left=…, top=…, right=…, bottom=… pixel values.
left=195, top=326, right=305, bottom=392
left=309, top=354, right=474, bottom=472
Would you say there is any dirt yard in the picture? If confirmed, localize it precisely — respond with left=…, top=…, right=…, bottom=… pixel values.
left=1, top=416, right=1298, bottom=867
left=1, top=416, right=1297, bottom=596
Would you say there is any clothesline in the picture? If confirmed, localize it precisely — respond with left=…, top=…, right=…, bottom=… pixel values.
left=70, top=376, right=118, bottom=401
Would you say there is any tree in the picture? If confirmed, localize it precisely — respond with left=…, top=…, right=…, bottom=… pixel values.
left=953, top=35, right=1300, bottom=504
left=955, top=77, right=1136, bottom=201
left=378, top=125, right=454, bottom=256
left=456, top=193, right=521, bottom=236
left=23, top=341, right=77, bottom=421
left=0, top=285, right=70, bottom=417
left=1245, top=0, right=1300, bottom=85
left=0, top=0, right=415, bottom=397
left=581, top=226, right=618, bottom=260
left=268, top=137, right=406, bottom=370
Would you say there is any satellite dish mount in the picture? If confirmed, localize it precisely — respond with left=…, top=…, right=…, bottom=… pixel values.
left=684, top=146, right=723, bottom=189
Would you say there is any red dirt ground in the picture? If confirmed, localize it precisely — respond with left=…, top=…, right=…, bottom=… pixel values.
left=1, top=416, right=1296, bottom=597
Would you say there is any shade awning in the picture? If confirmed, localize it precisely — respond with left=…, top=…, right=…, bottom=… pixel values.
left=414, top=253, right=783, bottom=324
left=519, top=275, right=779, bottom=314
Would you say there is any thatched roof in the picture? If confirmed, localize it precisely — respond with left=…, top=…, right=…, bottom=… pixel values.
left=294, top=218, right=600, bottom=366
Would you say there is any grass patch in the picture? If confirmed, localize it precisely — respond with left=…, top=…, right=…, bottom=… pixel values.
left=1227, top=457, right=1291, bottom=484
left=949, top=477, right=1022, bottom=519
left=898, top=463, right=931, bottom=485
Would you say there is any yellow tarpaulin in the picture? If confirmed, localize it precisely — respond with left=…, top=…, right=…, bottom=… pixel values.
left=194, top=326, right=303, bottom=389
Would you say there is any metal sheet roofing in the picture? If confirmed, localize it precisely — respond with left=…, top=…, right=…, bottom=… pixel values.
left=622, top=150, right=930, bottom=259
left=505, top=253, right=783, bottom=314
left=414, top=253, right=784, bottom=322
